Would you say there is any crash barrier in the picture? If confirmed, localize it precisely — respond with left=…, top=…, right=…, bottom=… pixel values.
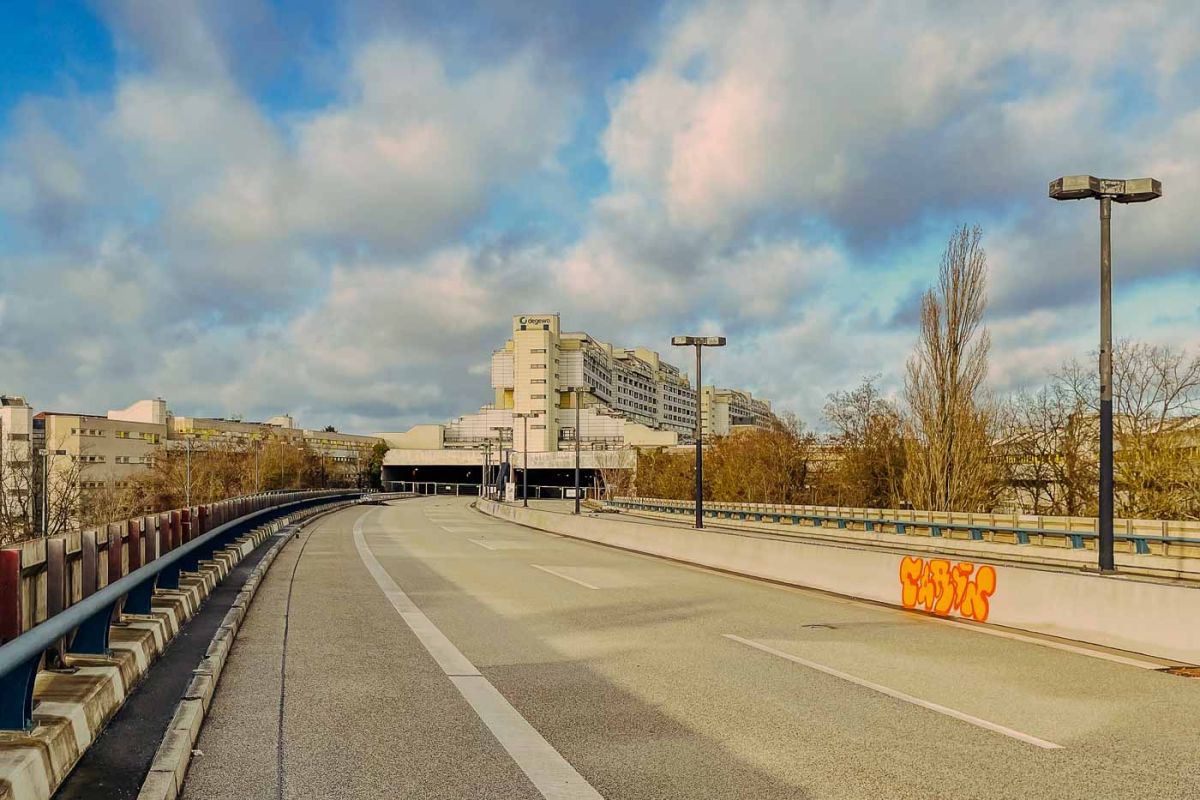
left=0, top=493, right=359, bottom=800
left=609, top=497, right=1200, bottom=558
left=481, top=499, right=1200, bottom=665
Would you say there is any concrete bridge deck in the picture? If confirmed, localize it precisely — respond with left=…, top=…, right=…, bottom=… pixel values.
left=181, top=497, right=1200, bottom=799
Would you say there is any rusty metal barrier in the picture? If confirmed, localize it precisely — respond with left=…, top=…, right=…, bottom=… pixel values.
left=0, top=490, right=358, bottom=730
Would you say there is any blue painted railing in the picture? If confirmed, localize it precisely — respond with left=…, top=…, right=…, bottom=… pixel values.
left=607, top=498, right=1200, bottom=556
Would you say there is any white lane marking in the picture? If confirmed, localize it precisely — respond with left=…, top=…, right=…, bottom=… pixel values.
left=724, top=634, right=1063, bottom=750
left=933, top=618, right=1170, bottom=670
left=471, top=539, right=503, bottom=550
left=530, top=565, right=600, bottom=590
left=354, top=513, right=603, bottom=799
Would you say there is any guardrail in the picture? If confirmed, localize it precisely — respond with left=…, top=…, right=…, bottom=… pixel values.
left=608, top=497, right=1200, bottom=557
left=0, top=490, right=358, bottom=730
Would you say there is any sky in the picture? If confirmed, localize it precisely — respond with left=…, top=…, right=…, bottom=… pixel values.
left=1, top=0, right=1198, bottom=434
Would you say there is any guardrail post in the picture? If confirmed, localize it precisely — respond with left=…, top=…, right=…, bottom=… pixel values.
left=107, top=523, right=124, bottom=586
left=181, top=508, right=191, bottom=543
left=0, top=550, right=21, bottom=645
left=128, top=520, right=142, bottom=572
left=199, top=505, right=209, bottom=536
left=46, top=539, right=67, bottom=618
left=81, top=530, right=99, bottom=599
left=170, top=511, right=182, bottom=551
left=69, top=598, right=118, bottom=655
left=0, top=650, right=40, bottom=730
left=159, top=514, right=171, bottom=554
left=144, top=516, right=158, bottom=562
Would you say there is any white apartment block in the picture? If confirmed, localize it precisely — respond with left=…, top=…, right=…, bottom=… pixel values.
left=381, top=314, right=773, bottom=489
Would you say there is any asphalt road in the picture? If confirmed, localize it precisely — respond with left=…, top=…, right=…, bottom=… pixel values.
left=181, top=497, right=1200, bottom=799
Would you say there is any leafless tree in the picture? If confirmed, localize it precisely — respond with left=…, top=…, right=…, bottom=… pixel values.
left=823, top=376, right=907, bottom=508
left=1059, top=340, right=1200, bottom=519
left=903, top=224, right=999, bottom=511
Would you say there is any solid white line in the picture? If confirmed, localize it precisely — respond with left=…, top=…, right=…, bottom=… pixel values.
left=723, top=634, right=1063, bottom=750
left=934, top=618, right=1169, bottom=670
left=354, top=513, right=603, bottom=799
left=530, top=565, right=601, bottom=590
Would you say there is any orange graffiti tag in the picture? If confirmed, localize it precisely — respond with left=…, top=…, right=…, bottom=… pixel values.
left=898, top=556, right=996, bottom=622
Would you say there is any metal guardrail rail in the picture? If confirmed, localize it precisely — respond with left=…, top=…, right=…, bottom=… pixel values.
left=608, top=498, right=1200, bottom=555
left=0, top=489, right=360, bottom=730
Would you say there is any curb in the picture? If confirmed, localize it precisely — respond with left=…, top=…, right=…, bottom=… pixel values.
left=134, top=502, right=356, bottom=800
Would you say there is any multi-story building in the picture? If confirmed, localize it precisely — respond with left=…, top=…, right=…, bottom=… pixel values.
left=701, top=387, right=774, bottom=439
left=0, top=396, right=36, bottom=537
left=381, top=313, right=773, bottom=494
left=0, top=395, right=381, bottom=533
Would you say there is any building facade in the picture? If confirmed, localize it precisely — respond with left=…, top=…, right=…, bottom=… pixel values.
left=0, top=395, right=380, bottom=534
left=381, top=313, right=774, bottom=492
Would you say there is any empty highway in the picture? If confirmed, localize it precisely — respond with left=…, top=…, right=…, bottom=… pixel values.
left=181, top=498, right=1200, bottom=799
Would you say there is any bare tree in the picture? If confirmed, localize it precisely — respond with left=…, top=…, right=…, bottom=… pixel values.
left=823, top=376, right=907, bottom=508
left=903, top=225, right=998, bottom=511
left=592, top=449, right=636, bottom=500
left=997, top=384, right=1094, bottom=515
left=0, top=420, right=37, bottom=543
left=1059, top=341, right=1200, bottom=519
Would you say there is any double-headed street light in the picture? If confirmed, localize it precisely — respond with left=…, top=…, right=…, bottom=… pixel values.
left=1049, top=175, right=1162, bottom=572
left=513, top=412, right=535, bottom=507
left=671, top=335, right=727, bottom=529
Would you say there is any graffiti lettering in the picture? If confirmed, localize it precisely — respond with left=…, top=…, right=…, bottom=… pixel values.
left=899, top=556, right=996, bottom=622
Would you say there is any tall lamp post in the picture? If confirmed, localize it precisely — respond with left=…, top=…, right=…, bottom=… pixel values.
left=514, top=412, right=534, bottom=507
left=566, top=386, right=592, bottom=514
left=490, top=426, right=509, bottom=500
left=481, top=441, right=491, bottom=498
left=671, top=335, right=727, bottom=529
left=1049, top=175, right=1161, bottom=572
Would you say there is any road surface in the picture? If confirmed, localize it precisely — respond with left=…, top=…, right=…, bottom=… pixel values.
left=180, top=497, right=1200, bottom=799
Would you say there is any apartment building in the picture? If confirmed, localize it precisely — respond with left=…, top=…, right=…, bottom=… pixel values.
left=1, top=395, right=381, bottom=532
left=701, top=386, right=775, bottom=439
left=476, top=314, right=770, bottom=451
left=0, top=397, right=36, bottom=534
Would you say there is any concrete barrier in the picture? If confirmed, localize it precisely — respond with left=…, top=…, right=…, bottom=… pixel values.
left=479, top=500, right=1200, bottom=665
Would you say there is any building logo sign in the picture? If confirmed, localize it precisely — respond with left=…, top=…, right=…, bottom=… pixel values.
left=519, top=316, right=554, bottom=327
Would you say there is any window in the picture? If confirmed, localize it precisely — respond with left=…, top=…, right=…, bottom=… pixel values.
left=5, top=433, right=29, bottom=441
left=531, top=378, right=546, bottom=384
left=530, top=348, right=546, bottom=353
left=531, top=394, right=546, bottom=399
left=531, top=363, right=546, bottom=369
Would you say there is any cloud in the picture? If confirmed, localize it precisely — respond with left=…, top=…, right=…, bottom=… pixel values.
left=4, top=0, right=1200, bottom=435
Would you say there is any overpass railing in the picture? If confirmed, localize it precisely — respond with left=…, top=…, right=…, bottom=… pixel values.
left=0, top=489, right=357, bottom=729
left=607, top=497, right=1200, bottom=557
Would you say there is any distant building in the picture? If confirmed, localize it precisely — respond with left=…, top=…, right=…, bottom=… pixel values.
left=380, top=313, right=773, bottom=495
left=1, top=395, right=380, bottom=533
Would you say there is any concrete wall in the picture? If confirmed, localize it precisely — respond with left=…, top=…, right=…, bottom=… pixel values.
left=479, top=501, right=1200, bottom=664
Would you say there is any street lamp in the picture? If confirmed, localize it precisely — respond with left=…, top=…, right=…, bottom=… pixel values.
left=1049, top=175, right=1162, bottom=572
left=514, top=412, right=535, bottom=507
left=490, top=426, right=509, bottom=500
left=565, top=386, right=592, bottom=514
left=671, top=335, right=727, bottom=529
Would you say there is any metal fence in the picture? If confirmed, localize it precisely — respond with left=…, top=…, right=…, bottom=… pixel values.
left=0, top=489, right=358, bottom=729
left=609, top=497, right=1200, bottom=557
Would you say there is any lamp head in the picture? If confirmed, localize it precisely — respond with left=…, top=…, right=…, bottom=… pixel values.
left=1050, top=175, right=1161, bottom=203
